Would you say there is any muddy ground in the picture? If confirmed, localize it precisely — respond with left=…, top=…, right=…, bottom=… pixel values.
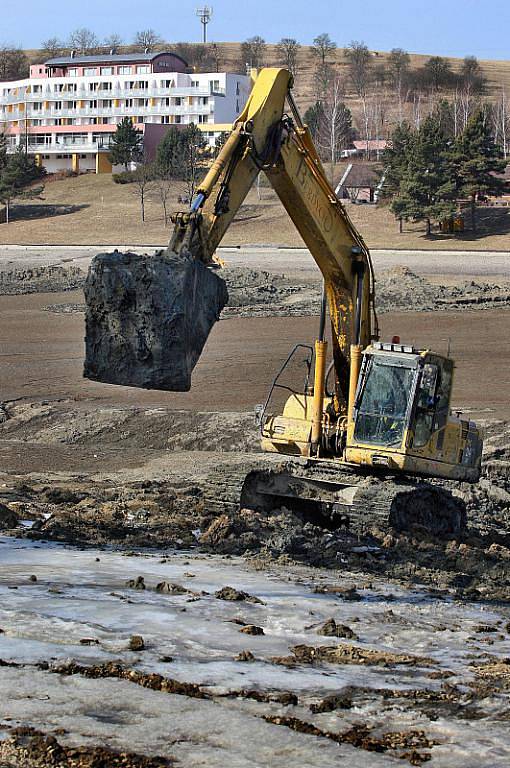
left=1, top=248, right=510, bottom=766
left=2, top=261, right=510, bottom=317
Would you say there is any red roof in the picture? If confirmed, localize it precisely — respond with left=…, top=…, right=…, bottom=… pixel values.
left=353, top=140, right=388, bottom=152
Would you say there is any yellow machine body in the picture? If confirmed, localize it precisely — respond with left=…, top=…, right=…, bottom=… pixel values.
left=261, top=343, right=482, bottom=483
left=168, top=67, right=482, bottom=487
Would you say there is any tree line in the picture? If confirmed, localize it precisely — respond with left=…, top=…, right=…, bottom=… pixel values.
left=382, top=108, right=506, bottom=234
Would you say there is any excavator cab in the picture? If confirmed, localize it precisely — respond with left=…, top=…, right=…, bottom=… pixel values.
left=260, top=338, right=481, bottom=483
left=346, top=342, right=482, bottom=482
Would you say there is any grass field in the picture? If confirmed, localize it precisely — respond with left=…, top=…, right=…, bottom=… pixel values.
left=2, top=173, right=510, bottom=250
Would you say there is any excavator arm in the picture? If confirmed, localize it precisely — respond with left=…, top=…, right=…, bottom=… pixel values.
left=170, top=68, right=378, bottom=413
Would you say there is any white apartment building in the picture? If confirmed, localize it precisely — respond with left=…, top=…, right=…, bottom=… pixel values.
left=0, top=51, right=251, bottom=173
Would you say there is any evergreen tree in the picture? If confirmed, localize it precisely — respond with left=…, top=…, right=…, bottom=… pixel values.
left=453, top=108, right=507, bottom=231
left=389, top=116, right=456, bottom=234
left=109, top=118, right=143, bottom=170
left=0, top=147, right=45, bottom=224
left=303, top=102, right=324, bottom=142
left=381, top=121, right=415, bottom=197
left=156, top=126, right=187, bottom=177
left=0, top=133, right=7, bottom=172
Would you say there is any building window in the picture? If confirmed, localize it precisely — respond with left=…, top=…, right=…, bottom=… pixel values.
left=175, top=115, right=181, bottom=124
left=119, top=66, right=132, bottom=75
left=101, top=67, right=113, bottom=75
left=88, top=83, right=98, bottom=91
left=191, top=80, right=199, bottom=87
left=68, top=68, right=78, bottom=77
left=201, top=96, right=208, bottom=105
left=174, top=97, right=182, bottom=106
left=84, top=68, right=97, bottom=76
left=137, top=65, right=150, bottom=74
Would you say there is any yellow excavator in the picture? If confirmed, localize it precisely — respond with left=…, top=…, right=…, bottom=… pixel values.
left=86, top=68, right=482, bottom=535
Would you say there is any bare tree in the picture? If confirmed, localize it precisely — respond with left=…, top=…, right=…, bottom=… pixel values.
left=314, top=62, right=334, bottom=101
left=388, top=48, right=410, bottom=124
left=0, top=46, right=29, bottom=80
left=241, top=36, right=266, bottom=70
left=346, top=41, right=372, bottom=155
left=103, top=34, right=123, bottom=51
left=311, top=33, right=336, bottom=65
left=210, top=42, right=222, bottom=72
left=69, top=28, right=99, bottom=54
left=133, top=29, right=163, bottom=52
left=132, top=158, right=155, bottom=222
left=276, top=38, right=299, bottom=77
left=154, top=171, right=173, bottom=226
left=41, top=37, right=63, bottom=60
left=494, top=90, right=509, bottom=158
left=316, top=76, right=352, bottom=181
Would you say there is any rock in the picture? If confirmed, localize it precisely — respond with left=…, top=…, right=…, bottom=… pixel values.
left=487, top=543, right=510, bottom=559
left=159, top=655, right=174, bottom=663
left=156, top=581, right=189, bottom=594
left=80, top=638, right=99, bottom=645
left=126, top=576, right=146, bottom=590
left=215, top=586, right=264, bottom=604
left=235, top=650, right=255, bottom=662
left=84, top=249, right=228, bottom=392
left=310, top=691, right=353, bottom=713
left=29, top=575, right=37, bottom=583
left=129, top=635, right=145, bottom=651
left=42, top=488, right=83, bottom=504
left=313, top=584, right=362, bottom=601
left=0, top=503, right=19, bottom=530
left=317, top=618, right=359, bottom=640
left=239, top=625, right=264, bottom=636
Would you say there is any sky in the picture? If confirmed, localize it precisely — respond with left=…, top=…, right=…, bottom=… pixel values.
left=2, top=0, right=510, bottom=60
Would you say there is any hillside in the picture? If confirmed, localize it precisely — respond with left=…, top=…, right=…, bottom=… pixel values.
left=23, top=42, right=510, bottom=114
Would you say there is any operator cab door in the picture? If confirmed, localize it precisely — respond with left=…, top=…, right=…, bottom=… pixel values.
left=409, top=355, right=456, bottom=461
left=352, top=353, right=417, bottom=450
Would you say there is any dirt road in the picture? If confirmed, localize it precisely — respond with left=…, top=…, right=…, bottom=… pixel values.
left=0, top=244, right=508, bottom=279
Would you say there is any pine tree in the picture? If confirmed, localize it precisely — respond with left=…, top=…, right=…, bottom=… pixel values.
left=381, top=121, right=415, bottom=197
left=0, top=146, right=45, bottom=224
left=109, top=118, right=143, bottom=171
left=453, top=108, right=507, bottom=232
left=390, top=116, right=456, bottom=234
left=156, top=126, right=187, bottom=178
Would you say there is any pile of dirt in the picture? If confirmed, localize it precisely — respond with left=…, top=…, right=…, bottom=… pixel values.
left=0, top=265, right=85, bottom=294
left=41, top=264, right=510, bottom=318
left=375, top=266, right=510, bottom=313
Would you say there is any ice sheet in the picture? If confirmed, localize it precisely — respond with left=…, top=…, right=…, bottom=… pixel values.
left=1, top=536, right=510, bottom=766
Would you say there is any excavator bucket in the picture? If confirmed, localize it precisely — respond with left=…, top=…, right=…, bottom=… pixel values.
left=83, top=249, right=228, bottom=391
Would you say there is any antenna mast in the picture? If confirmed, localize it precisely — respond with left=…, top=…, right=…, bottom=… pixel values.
left=196, top=6, right=213, bottom=43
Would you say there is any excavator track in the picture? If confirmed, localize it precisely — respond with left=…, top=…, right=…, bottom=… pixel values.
left=200, top=457, right=467, bottom=537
